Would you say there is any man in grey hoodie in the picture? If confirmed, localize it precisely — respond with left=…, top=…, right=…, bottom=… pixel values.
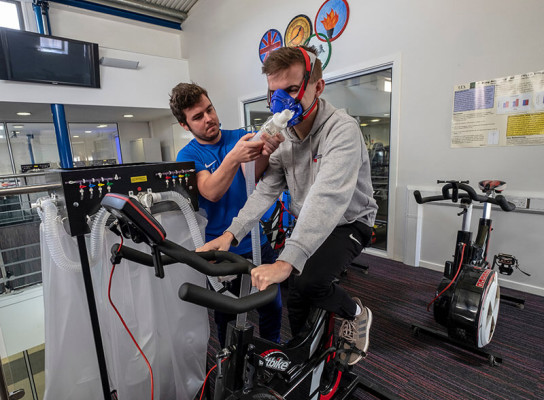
left=199, top=45, right=378, bottom=365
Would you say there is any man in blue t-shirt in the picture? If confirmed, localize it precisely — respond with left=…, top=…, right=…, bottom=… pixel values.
left=169, top=82, right=284, bottom=346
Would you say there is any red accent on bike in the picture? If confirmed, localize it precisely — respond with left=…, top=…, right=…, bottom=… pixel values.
left=427, top=243, right=466, bottom=311
left=319, top=371, right=343, bottom=400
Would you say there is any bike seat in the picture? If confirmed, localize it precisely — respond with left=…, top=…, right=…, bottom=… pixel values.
left=479, top=180, right=506, bottom=193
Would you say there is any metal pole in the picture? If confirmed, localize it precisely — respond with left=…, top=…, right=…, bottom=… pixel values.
left=0, top=172, right=50, bottom=180
left=22, top=351, right=38, bottom=400
left=76, top=235, right=111, bottom=400
left=26, top=135, right=35, bottom=165
left=33, top=1, right=74, bottom=169
left=50, top=105, right=74, bottom=169
left=3, top=123, right=17, bottom=174
left=0, top=183, right=61, bottom=196
left=32, top=2, right=45, bottom=34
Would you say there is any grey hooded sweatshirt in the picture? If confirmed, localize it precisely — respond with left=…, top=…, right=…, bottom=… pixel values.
left=228, top=98, right=378, bottom=274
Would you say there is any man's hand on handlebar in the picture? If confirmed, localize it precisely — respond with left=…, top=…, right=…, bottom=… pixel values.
left=251, top=260, right=293, bottom=290
left=197, top=231, right=234, bottom=252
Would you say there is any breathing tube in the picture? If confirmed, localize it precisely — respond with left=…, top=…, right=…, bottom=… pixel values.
left=36, top=189, right=235, bottom=297
left=141, top=189, right=234, bottom=296
left=36, top=197, right=109, bottom=272
left=244, top=110, right=293, bottom=266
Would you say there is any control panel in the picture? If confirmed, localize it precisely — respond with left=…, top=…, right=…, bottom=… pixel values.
left=46, top=162, right=198, bottom=236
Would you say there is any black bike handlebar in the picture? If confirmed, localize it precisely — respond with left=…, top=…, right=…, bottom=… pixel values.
left=111, top=240, right=279, bottom=314
left=178, top=283, right=278, bottom=315
left=414, top=181, right=515, bottom=212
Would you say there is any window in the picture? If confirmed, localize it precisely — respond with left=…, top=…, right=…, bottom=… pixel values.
left=244, top=67, right=392, bottom=251
left=69, top=123, right=121, bottom=166
left=6, top=123, right=61, bottom=170
left=0, top=0, right=23, bottom=30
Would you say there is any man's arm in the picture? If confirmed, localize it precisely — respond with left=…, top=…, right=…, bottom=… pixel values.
left=227, top=152, right=287, bottom=245
left=197, top=132, right=263, bottom=202
left=245, top=131, right=285, bottom=182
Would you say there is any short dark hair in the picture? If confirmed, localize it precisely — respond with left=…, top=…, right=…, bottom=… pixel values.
left=262, top=45, right=322, bottom=83
left=169, top=83, right=209, bottom=125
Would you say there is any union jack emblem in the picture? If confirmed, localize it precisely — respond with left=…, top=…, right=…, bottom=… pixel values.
left=259, top=29, right=283, bottom=63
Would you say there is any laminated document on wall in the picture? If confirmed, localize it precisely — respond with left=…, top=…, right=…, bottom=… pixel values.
left=451, top=70, right=544, bottom=148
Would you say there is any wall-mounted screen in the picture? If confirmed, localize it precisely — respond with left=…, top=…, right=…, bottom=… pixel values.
left=0, top=27, right=100, bottom=88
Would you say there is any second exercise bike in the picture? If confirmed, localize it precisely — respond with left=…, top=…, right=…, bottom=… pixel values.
left=413, top=180, right=516, bottom=363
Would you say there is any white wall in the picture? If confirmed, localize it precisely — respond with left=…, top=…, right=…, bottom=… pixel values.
left=150, top=115, right=180, bottom=161
left=181, top=0, right=544, bottom=295
left=0, top=286, right=44, bottom=357
left=118, top=121, right=151, bottom=140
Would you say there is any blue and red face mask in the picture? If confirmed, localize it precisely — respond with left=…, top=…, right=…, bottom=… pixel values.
left=267, top=48, right=318, bottom=127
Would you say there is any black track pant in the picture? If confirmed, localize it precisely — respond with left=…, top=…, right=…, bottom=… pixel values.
left=287, top=221, right=372, bottom=337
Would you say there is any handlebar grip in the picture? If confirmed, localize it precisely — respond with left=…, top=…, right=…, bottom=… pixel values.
left=414, top=191, right=446, bottom=204
left=179, top=282, right=279, bottom=314
left=157, top=240, right=254, bottom=276
left=113, top=244, right=179, bottom=267
left=494, top=195, right=516, bottom=212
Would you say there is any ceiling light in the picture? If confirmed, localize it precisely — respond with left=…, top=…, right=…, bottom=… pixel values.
left=123, top=114, right=134, bottom=118
left=384, top=113, right=390, bottom=117
left=73, top=135, right=80, bottom=138
left=360, top=123, right=368, bottom=127
left=254, top=118, right=262, bottom=121
left=371, top=119, right=380, bottom=123
left=0, top=126, right=3, bottom=130
left=13, top=125, right=24, bottom=128
left=97, top=124, right=108, bottom=128
left=17, top=112, right=31, bottom=116
left=85, top=130, right=92, bottom=133
left=0, top=135, right=3, bottom=139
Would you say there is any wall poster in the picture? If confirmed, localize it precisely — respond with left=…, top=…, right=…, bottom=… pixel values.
left=451, top=70, right=544, bottom=148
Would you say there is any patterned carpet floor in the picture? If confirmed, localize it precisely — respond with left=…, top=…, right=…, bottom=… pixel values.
left=202, top=254, right=544, bottom=400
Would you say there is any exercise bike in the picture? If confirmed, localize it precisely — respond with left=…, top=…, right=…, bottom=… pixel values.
left=412, top=180, right=516, bottom=364
left=100, top=193, right=398, bottom=400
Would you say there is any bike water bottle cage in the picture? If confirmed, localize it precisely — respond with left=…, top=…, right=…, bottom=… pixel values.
left=267, top=47, right=318, bottom=127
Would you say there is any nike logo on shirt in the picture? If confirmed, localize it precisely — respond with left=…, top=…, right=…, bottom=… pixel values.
left=205, top=160, right=217, bottom=169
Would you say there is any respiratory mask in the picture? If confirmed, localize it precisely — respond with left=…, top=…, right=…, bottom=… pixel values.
left=267, top=48, right=318, bottom=127
left=269, top=89, right=304, bottom=127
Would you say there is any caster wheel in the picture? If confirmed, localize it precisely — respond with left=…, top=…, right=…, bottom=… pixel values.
left=517, top=303, right=524, bottom=310
left=412, top=326, right=420, bottom=337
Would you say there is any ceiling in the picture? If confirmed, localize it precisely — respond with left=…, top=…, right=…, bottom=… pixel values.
left=65, top=0, right=201, bottom=25
left=138, top=0, right=199, bottom=15
left=0, top=101, right=174, bottom=124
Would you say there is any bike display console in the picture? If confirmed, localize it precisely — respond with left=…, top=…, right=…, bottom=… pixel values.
left=46, top=162, right=198, bottom=237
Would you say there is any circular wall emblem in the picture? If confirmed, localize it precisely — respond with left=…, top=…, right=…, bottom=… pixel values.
left=259, top=29, right=283, bottom=63
left=314, top=0, right=350, bottom=42
left=284, top=14, right=313, bottom=47
left=304, top=33, right=332, bottom=70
